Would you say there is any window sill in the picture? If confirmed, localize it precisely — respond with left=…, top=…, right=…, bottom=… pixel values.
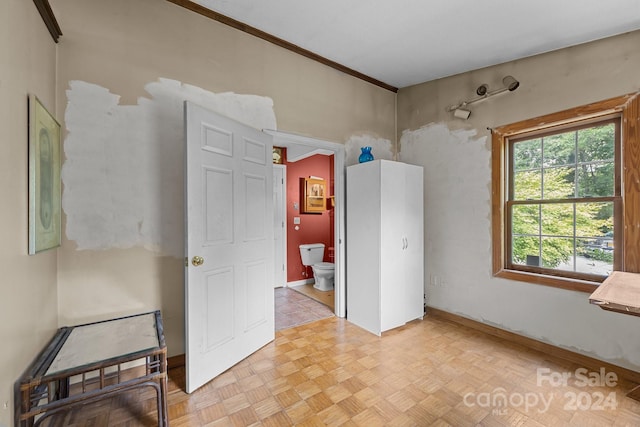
left=494, top=269, right=600, bottom=293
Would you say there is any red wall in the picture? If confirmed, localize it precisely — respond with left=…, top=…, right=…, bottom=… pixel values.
left=286, top=154, right=334, bottom=282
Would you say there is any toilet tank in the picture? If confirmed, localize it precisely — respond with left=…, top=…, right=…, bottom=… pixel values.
left=299, top=243, right=325, bottom=266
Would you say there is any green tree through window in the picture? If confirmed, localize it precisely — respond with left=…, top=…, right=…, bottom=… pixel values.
left=508, top=121, right=618, bottom=277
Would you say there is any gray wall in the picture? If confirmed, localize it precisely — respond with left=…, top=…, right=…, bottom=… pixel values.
left=52, top=0, right=396, bottom=358
left=0, top=1, right=59, bottom=425
left=397, top=30, right=640, bottom=371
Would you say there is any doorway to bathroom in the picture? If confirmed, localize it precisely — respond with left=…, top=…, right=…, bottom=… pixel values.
left=267, top=130, right=346, bottom=318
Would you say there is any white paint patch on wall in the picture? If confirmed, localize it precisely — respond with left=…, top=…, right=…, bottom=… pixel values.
left=400, top=122, right=640, bottom=371
left=344, top=134, right=394, bottom=166
left=62, top=78, right=276, bottom=257
left=401, top=122, right=491, bottom=310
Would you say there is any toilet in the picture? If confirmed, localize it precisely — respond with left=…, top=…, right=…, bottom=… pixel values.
left=299, top=243, right=335, bottom=291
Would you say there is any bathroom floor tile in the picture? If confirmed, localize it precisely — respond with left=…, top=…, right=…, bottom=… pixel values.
left=290, top=284, right=335, bottom=309
left=275, top=287, right=335, bottom=331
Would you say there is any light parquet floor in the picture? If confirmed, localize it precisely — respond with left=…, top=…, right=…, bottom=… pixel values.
left=46, top=314, right=640, bottom=426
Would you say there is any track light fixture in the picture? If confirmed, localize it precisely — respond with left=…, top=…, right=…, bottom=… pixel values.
left=502, top=75, right=520, bottom=91
left=453, top=108, right=471, bottom=120
left=446, top=75, right=520, bottom=119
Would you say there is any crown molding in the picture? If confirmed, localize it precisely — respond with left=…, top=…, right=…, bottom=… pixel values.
left=166, top=0, right=398, bottom=93
left=33, top=0, right=62, bottom=42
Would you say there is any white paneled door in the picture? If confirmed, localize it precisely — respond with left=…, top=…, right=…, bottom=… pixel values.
left=184, top=102, right=274, bottom=393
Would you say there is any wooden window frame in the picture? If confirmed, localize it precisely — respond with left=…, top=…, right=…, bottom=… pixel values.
left=492, top=93, right=640, bottom=292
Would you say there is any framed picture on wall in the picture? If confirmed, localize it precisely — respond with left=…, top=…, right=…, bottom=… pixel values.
left=273, top=146, right=284, bottom=164
left=28, top=95, right=61, bottom=254
left=302, top=177, right=326, bottom=213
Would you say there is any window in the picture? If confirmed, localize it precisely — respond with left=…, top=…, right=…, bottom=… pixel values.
left=492, top=93, right=640, bottom=292
left=509, top=119, right=620, bottom=279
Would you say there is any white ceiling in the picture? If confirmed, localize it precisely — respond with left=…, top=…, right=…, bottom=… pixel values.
left=193, top=0, right=640, bottom=89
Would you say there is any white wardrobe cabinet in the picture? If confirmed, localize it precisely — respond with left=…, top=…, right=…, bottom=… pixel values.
left=346, top=160, right=424, bottom=335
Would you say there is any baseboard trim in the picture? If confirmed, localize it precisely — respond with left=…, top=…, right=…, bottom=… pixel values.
left=287, top=279, right=314, bottom=287
left=168, top=354, right=185, bottom=370
left=426, top=306, right=640, bottom=384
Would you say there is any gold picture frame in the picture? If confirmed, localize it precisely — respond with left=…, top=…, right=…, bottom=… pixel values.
left=272, top=146, right=284, bottom=164
left=29, top=95, right=61, bottom=254
left=302, top=177, right=326, bottom=213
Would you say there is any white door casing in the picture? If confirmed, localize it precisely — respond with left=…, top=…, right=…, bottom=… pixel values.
left=273, top=164, right=286, bottom=288
left=185, top=102, right=274, bottom=393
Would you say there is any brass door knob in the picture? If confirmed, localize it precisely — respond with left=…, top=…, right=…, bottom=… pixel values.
left=191, top=256, right=204, bottom=267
